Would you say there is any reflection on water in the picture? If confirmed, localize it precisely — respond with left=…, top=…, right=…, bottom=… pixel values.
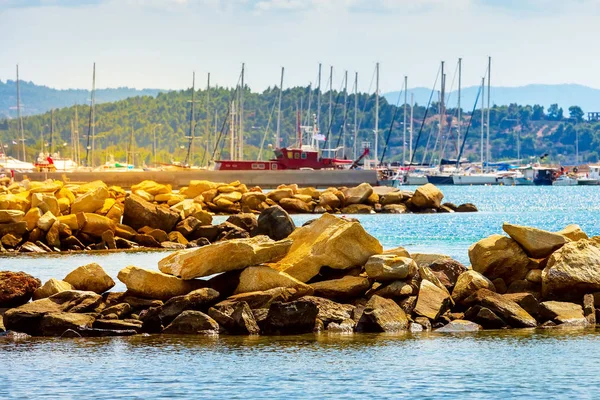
left=1, top=329, right=600, bottom=399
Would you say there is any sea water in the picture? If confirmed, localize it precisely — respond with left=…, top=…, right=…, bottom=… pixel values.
left=1, top=185, right=600, bottom=398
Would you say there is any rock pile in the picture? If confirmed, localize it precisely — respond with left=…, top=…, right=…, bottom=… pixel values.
left=4, top=215, right=599, bottom=338
left=0, top=179, right=476, bottom=254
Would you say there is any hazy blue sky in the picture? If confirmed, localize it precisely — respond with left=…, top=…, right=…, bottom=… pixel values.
left=1, top=0, right=599, bottom=93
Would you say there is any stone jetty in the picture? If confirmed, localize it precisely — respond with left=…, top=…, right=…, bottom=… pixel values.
left=1, top=212, right=598, bottom=338
left=0, top=178, right=476, bottom=253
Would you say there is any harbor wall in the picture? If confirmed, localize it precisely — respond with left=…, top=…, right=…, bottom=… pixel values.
left=14, top=169, right=378, bottom=189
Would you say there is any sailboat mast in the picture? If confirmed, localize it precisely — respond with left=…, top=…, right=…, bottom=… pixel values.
left=185, top=72, right=196, bottom=166
left=317, top=63, right=322, bottom=136
left=457, top=58, right=462, bottom=159
left=91, top=63, right=96, bottom=167
left=50, top=109, right=55, bottom=155
left=409, top=92, right=414, bottom=162
left=205, top=72, right=211, bottom=167
left=70, top=119, right=75, bottom=162
left=276, top=67, right=284, bottom=148
left=16, top=65, right=26, bottom=161
left=74, top=105, right=79, bottom=165
left=480, top=77, right=485, bottom=167
left=343, top=70, right=348, bottom=158
left=353, top=72, right=358, bottom=159
left=374, top=62, right=379, bottom=165
left=328, top=66, right=333, bottom=137
left=239, top=63, right=245, bottom=160
left=403, top=75, right=407, bottom=166
left=84, top=63, right=95, bottom=167
left=486, top=56, right=491, bottom=168
left=230, top=100, right=236, bottom=158
left=439, top=61, right=445, bottom=167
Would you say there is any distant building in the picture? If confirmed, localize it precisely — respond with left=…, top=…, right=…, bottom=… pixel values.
left=588, top=112, right=600, bottom=121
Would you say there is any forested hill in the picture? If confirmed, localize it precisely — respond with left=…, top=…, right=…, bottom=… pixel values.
left=0, top=80, right=163, bottom=118
left=1, top=84, right=599, bottom=167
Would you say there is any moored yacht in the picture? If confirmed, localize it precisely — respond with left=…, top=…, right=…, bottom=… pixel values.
left=553, top=175, right=578, bottom=186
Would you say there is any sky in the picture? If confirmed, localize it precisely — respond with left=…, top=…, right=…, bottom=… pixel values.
left=1, top=0, right=600, bottom=94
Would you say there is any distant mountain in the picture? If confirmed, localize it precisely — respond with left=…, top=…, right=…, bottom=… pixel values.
left=0, top=80, right=165, bottom=118
left=385, top=84, right=600, bottom=115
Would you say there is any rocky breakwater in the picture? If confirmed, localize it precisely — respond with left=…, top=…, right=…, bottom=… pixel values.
left=5, top=209, right=599, bottom=339
left=0, top=179, right=476, bottom=254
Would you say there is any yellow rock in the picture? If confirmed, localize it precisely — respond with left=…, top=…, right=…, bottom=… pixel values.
left=502, top=222, right=567, bottom=258
left=227, top=180, right=241, bottom=187
left=267, top=188, right=294, bottom=202
left=468, top=234, right=530, bottom=285
left=0, top=193, right=30, bottom=211
left=234, top=266, right=313, bottom=295
left=293, top=194, right=313, bottom=203
left=411, top=183, right=444, bottom=209
left=158, top=236, right=293, bottom=279
left=105, top=203, right=124, bottom=223
left=37, top=211, right=57, bottom=231
left=76, top=180, right=108, bottom=194
left=202, top=189, right=218, bottom=203
left=80, top=213, right=116, bottom=237
left=98, top=198, right=117, bottom=215
left=297, top=187, right=320, bottom=199
left=214, top=197, right=234, bottom=209
left=31, top=193, right=60, bottom=216
left=556, top=224, right=588, bottom=241
left=57, top=214, right=79, bottom=231
left=57, top=197, right=70, bottom=214
left=118, top=265, right=207, bottom=300
left=33, top=278, right=74, bottom=300
left=274, top=213, right=383, bottom=282
left=71, top=186, right=109, bottom=214
left=365, top=255, right=417, bottom=281
left=241, top=192, right=267, bottom=211
left=236, top=184, right=248, bottom=194
left=214, top=191, right=242, bottom=204
left=29, top=180, right=63, bottom=193
left=182, top=180, right=218, bottom=198
left=55, top=187, right=75, bottom=204
left=23, top=207, right=44, bottom=231
left=318, top=192, right=341, bottom=209
left=64, top=263, right=115, bottom=294
left=0, top=210, right=24, bottom=224
left=133, top=189, right=154, bottom=202
left=217, top=185, right=238, bottom=193
left=131, top=180, right=171, bottom=196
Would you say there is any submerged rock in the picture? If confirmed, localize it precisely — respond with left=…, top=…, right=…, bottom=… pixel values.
left=162, top=310, right=219, bottom=334
left=435, top=320, right=481, bottom=333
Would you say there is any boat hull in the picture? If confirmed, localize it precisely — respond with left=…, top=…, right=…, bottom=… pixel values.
left=452, top=174, right=499, bottom=185
left=427, top=175, right=454, bottom=185
left=514, top=177, right=534, bottom=185
left=406, top=175, right=428, bottom=185
left=578, top=178, right=599, bottom=186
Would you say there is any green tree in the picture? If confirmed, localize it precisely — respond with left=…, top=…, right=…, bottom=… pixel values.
left=568, top=105, right=584, bottom=123
left=532, top=104, right=545, bottom=121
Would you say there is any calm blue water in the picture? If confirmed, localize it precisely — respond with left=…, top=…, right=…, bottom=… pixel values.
left=2, top=185, right=600, bottom=399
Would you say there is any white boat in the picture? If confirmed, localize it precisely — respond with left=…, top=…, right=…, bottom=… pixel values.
left=0, top=154, right=34, bottom=172
left=577, top=177, right=599, bottom=185
left=513, top=166, right=534, bottom=185
left=452, top=173, right=499, bottom=185
left=406, top=174, right=428, bottom=185
left=552, top=175, right=578, bottom=186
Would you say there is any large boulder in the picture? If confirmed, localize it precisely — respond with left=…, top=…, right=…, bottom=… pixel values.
left=122, top=194, right=180, bottom=233
left=364, top=255, right=417, bottom=281
left=301, top=296, right=355, bottom=326
left=539, top=301, right=587, bottom=325
left=309, top=276, right=371, bottom=300
left=452, top=270, right=496, bottom=304
left=464, top=289, right=537, bottom=328
left=39, top=312, right=96, bottom=336
left=273, top=214, right=382, bottom=282
left=117, top=266, right=207, bottom=300
left=219, top=287, right=304, bottom=310
left=0, top=271, right=41, bottom=307
left=4, top=290, right=102, bottom=335
left=0, top=210, right=24, bottom=224
left=436, top=320, right=482, bottom=333
left=263, top=299, right=319, bottom=334
left=162, top=310, right=219, bottom=334
left=64, top=263, right=115, bottom=294
left=414, top=279, right=452, bottom=320
left=131, top=180, right=171, bottom=196
left=71, top=186, right=109, bottom=215
left=344, top=183, right=373, bottom=205
left=502, top=223, right=567, bottom=258
left=427, top=258, right=468, bottom=291
left=33, top=278, right=74, bottom=300
left=158, top=236, right=292, bottom=279
left=468, top=234, right=530, bottom=285
left=556, top=224, right=588, bottom=241
left=356, top=295, right=408, bottom=332
left=253, top=205, right=295, bottom=241
left=234, top=266, right=313, bottom=295
left=410, top=184, right=443, bottom=209
left=542, top=239, right=600, bottom=301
